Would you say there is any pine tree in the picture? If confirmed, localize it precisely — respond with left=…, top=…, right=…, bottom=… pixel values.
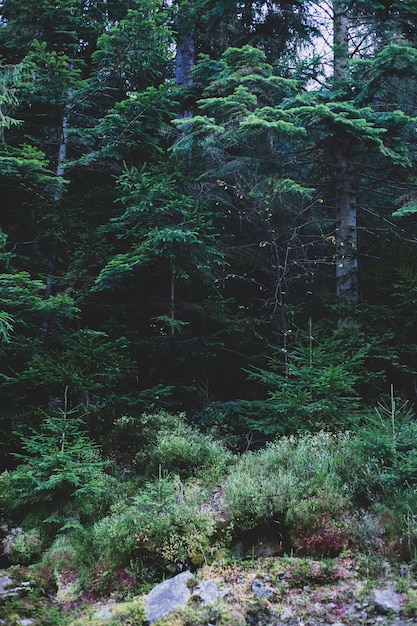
left=7, top=391, right=111, bottom=529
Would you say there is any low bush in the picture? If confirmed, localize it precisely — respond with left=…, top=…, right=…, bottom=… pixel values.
left=112, top=410, right=233, bottom=480
left=2, top=526, right=43, bottom=565
left=223, top=432, right=357, bottom=555
left=76, top=475, right=217, bottom=585
left=147, top=426, right=232, bottom=481
left=354, top=391, right=417, bottom=497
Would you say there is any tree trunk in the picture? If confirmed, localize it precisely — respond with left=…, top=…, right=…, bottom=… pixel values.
left=170, top=268, right=176, bottom=336
left=334, top=137, right=358, bottom=303
left=333, top=1, right=358, bottom=310
left=55, top=105, right=70, bottom=184
left=175, top=26, right=194, bottom=88
left=333, top=0, right=349, bottom=81
left=42, top=104, right=70, bottom=339
left=175, top=0, right=194, bottom=117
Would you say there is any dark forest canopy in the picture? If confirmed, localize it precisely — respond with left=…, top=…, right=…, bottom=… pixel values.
left=1, top=0, right=417, bottom=465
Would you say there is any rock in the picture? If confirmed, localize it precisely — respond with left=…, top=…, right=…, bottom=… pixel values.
left=251, top=578, right=274, bottom=599
left=0, top=575, right=13, bottom=595
left=192, top=579, right=221, bottom=606
left=280, top=607, right=293, bottom=620
left=0, top=574, right=31, bottom=605
left=373, top=587, right=402, bottom=613
left=93, top=605, right=114, bottom=620
left=144, top=570, right=194, bottom=624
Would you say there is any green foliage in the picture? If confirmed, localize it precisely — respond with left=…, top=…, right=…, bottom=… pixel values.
left=174, top=45, right=303, bottom=160
left=84, top=475, right=216, bottom=579
left=2, top=526, right=43, bottom=564
left=109, top=410, right=232, bottom=480
left=16, top=329, right=134, bottom=403
left=0, top=65, right=22, bottom=138
left=353, top=45, right=417, bottom=109
left=243, top=325, right=366, bottom=436
left=290, top=96, right=414, bottom=165
left=0, top=597, right=66, bottom=626
left=0, top=143, right=61, bottom=195
left=144, top=424, right=232, bottom=481
left=0, top=311, right=13, bottom=342
left=223, top=432, right=353, bottom=555
left=393, top=201, right=417, bottom=218
left=75, top=84, right=177, bottom=167
left=0, top=270, right=78, bottom=330
left=95, top=163, right=225, bottom=291
left=4, top=401, right=116, bottom=530
left=91, top=0, right=173, bottom=92
left=19, top=39, right=82, bottom=108
left=356, top=387, right=417, bottom=492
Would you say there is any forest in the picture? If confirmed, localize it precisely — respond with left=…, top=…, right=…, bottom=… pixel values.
left=2, top=0, right=417, bottom=624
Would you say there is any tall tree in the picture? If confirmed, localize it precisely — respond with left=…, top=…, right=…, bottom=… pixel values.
left=333, top=0, right=358, bottom=305
left=291, top=0, right=417, bottom=315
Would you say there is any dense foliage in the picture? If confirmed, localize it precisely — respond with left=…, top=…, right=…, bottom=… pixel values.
left=1, top=2, right=417, bottom=621
left=0, top=0, right=416, bottom=449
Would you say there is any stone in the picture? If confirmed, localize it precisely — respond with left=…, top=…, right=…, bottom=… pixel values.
left=280, top=607, right=293, bottom=620
left=93, top=605, right=114, bottom=620
left=192, top=579, right=221, bottom=606
left=251, top=578, right=274, bottom=599
left=373, top=587, right=402, bottom=613
left=0, top=574, right=30, bottom=605
left=0, top=576, right=13, bottom=595
left=144, top=570, right=194, bottom=624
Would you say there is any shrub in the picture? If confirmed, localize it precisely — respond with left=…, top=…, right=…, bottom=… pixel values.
left=120, top=411, right=233, bottom=480
left=147, top=427, right=232, bottom=481
left=81, top=475, right=216, bottom=583
left=355, top=388, right=417, bottom=496
left=2, top=527, right=43, bottom=564
left=242, top=326, right=366, bottom=436
left=0, top=470, right=13, bottom=534
left=223, top=432, right=356, bottom=554
left=5, top=403, right=118, bottom=533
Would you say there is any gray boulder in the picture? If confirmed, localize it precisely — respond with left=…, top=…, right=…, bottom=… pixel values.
left=192, top=579, right=227, bottom=606
left=0, top=574, right=31, bottom=605
left=93, top=605, right=114, bottom=621
left=373, top=587, right=402, bottom=613
left=0, top=575, right=14, bottom=596
left=251, top=578, right=274, bottom=599
left=144, top=571, right=194, bottom=624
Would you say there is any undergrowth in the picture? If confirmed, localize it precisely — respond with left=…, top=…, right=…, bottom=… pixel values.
left=1, top=406, right=417, bottom=608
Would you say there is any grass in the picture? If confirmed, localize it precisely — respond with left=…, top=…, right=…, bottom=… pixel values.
left=3, top=410, right=417, bottom=623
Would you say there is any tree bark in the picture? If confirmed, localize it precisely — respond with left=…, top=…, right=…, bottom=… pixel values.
left=175, top=0, right=194, bottom=117
left=55, top=105, right=70, bottom=183
left=334, top=137, right=358, bottom=303
left=333, top=1, right=358, bottom=309
left=175, top=26, right=194, bottom=88
left=170, top=268, right=176, bottom=336
left=42, top=103, right=70, bottom=339
left=333, top=0, right=349, bottom=81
